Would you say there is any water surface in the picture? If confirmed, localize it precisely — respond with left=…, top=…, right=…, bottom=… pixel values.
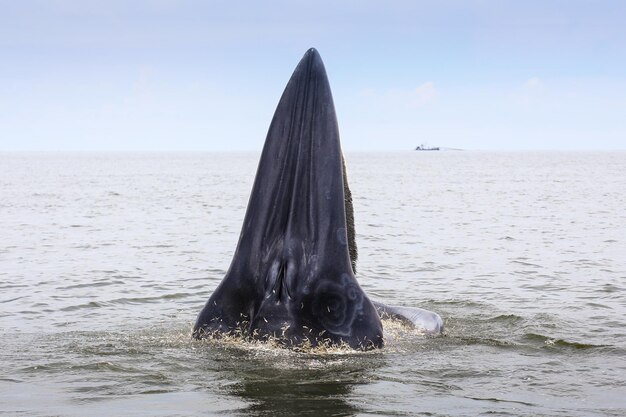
left=1, top=151, right=625, bottom=416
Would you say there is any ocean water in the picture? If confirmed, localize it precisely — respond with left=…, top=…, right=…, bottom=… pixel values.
left=1, top=151, right=625, bottom=416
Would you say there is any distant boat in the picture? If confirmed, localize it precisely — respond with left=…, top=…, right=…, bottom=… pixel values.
left=415, top=144, right=440, bottom=151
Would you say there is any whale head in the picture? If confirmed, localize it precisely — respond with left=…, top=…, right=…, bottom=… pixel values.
left=193, top=48, right=383, bottom=350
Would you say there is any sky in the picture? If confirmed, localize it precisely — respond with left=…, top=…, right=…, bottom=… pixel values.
left=1, top=0, right=625, bottom=151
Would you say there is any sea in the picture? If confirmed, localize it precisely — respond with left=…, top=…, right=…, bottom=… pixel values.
left=1, top=151, right=625, bottom=416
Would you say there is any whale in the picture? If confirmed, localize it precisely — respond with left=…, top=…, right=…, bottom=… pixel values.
left=193, top=48, right=443, bottom=350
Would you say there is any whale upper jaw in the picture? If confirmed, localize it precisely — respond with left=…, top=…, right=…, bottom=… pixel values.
left=193, top=48, right=383, bottom=350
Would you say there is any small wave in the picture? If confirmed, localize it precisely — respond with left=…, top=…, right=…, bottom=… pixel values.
left=20, top=361, right=74, bottom=374
left=498, top=236, right=516, bottom=241
left=58, top=293, right=193, bottom=311
left=60, top=301, right=106, bottom=311
left=138, top=389, right=174, bottom=395
left=1, top=296, right=27, bottom=303
left=601, top=284, right=622, bottom=293
left=58, top=280, right=124, bottom=290
left=457, top=336, right=516, bottom=349
left=0, top=284, right=29, bottom=289
left=523, top=333, right=609, bottom=350
left=485, top=314, right=524, bottom=323
left=586, top=302, right=612, bottom=309
left=465, top=396, right=536, bottom=407
left=431, top=299, right=487, bottom=308
left=108, top=293, right=193, bottom=305
left=69, top=361, right=143, bottom=373
left=87, top=269, right=120, bottom=274
left=511, top=260, right=543, bottom=268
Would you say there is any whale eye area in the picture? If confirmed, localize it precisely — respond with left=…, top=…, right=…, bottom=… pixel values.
left=310, top=280, right=362, bottom=336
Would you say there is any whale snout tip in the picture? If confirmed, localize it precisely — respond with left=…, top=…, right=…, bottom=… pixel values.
left=431, top=313, right=445, bottom=334
left=304, top=47, right=322, bottom=61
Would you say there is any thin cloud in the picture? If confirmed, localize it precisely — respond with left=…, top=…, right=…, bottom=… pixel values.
left=413, top=81, right=438, bottom=106
left=524, top=77, right=542, bottom=89
left=359, top=82, right=438, bottom=109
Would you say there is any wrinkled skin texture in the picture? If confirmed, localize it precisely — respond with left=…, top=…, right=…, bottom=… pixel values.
left=193, top=49, right=383, bottom=350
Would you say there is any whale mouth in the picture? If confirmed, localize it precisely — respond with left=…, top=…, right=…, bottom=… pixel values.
left=193, top=48, right=383, bottom=350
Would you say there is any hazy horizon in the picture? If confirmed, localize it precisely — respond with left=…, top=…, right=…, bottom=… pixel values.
left=2, top=1, right=625, bottom=152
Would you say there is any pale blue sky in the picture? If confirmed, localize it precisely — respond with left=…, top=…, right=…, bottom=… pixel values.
left=1, top=1, right=625, bottom=151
